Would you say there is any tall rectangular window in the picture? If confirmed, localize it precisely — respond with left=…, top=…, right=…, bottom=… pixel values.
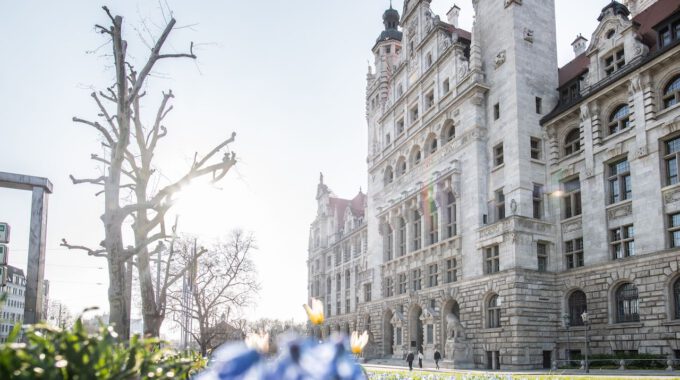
left=669, top=213, right=680, bottom=248
left=565, top=238, right=584, bottom=269
left=398, top=218, right=407, bottom=257
left=426, top=324, right=434, bottom=344
left=410, top=104, right=419, bottom=122
left=428, top=264, right=438, bottom=287
left=445, top=191, right=456, bottom=238
left=336, top=301, right=341, bottom=315
left=664, top=136, right=680, bottom=185
left=533, top=184, right=544, bottom=219
left=611, top=225, right=635, bottom=259
left=495, top=189, right=506, bottom=221
left=413, top=210, right=422, bottom=251
left=398, top=273, right=407, bottom=294
left=412, top=269, right=422, bottom=291
left=446, top=258, right=457, bottom=283
left=484, top=245, right=500, bottom=274
left=385, top=277, right=394, bottom=297
left=530, top=137, right=542, bottom=160
left=494, top=144, right=504, bottom=167
left=563, top=178, right=582, bottom=219
left=396, top=118, right=405, bottom=135
left=494, top=103, right=500, bottom=120
left=442, top=78, right=450, bottom=94
left=364, top=283, right=372, bottom=302
left=535, top=97, right=543, bottom=114
left=609, top=159, right=631, bottom=204
left=425, top=90, right=435, bottom=110
left=537, top=242, right=548, bottom=272
left=429, top=208, right=439, bottom=245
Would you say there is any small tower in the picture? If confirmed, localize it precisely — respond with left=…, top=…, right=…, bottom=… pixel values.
left=572, top=34, right=588, bottom=57
left=372, top=4, right=403, bottom=75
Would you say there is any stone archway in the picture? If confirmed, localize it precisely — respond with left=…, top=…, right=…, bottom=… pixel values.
left=409, top=304, right=424, bottom=354
left=383, top=309, right=394, bottom=356
left=440, top=299, right=460, bottom=358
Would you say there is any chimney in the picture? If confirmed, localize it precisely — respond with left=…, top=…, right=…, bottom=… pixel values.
left=571, top=34, right=588, bottom=57
left=447, top=5, right=460, bottom=28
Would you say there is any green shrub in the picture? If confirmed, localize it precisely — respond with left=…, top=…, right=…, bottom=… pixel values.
left=568, top=352, right=667, bottom=369
left=0, top=318, right=206, bottom=379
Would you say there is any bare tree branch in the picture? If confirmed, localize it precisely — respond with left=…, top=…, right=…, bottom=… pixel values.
left=60, top=239, right=108, bottom=258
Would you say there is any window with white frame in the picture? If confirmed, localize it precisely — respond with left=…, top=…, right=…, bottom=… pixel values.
left=564, top=129, right=581, bottom=156
left=530, top=137, right=542, bottom=160
left=487, top=295, right=501, bottom=328
left=611, top=224, right=635, bottom=259
left=398, top=273, right=407, bottom=294
left=428, top=264, right=438, bottom=287
left=664, top=136, right=680, bottom=185
left=537, top=242, right=547, bottom=272
left=663, top=75, right=680, bottom=109
left=493, top=143, right=504, bottom=167
left=563, top=177, right=582, bottom=219
left=411, top=268, right=422, bottom=291
left=484, top=245, right=500, bottom=274
left=446, top=258, right=457, bottom=283
left=608, top=104, right=631, bottom=135
left=608, top=158, right=631, bottom=204
left=604, top=48, right=625, bottom=76
left=565, top=237, right=584, bottom=269
left=444, top=191, right=456, bottom=238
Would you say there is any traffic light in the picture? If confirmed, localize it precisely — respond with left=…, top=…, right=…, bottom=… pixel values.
left=0, top=222, right=9, bottom=287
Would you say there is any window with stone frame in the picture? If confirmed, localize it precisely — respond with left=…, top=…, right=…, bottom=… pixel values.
left=426, top=324, right=434, bottom=344
left=442, top=78, right=450, bottom=94
left=444, top=191, right=457, bottom=238
left=428, top=136, right=438, bottom=155
left=398, top=217, right=407, bottom=257
left=495, top=189, right=506, bottom=221
left=611, top=224, right=635, bottom=259
left=604, top=48, right=625, bottom=76
left=343, top=242, right=351, bottom=262
left=664, top=136, right=680, bottom=185
left=657, top=16, right=680, bottom=48
left=487, top=294, right=501, bottom=328
left=563, top=177, right=582, bottom=219
left=396, top=327, right=402, bottom=345
left=533, top=184, right=544, bottom=219
left=327, top=255, right=331, bottom=267
left=427, top=264, right=438, bottom=287
left=336, top=301, right=341, bottom=315
left=564, top=129, right=581, bottom=156
left=396, top=118, right=405, bottom=135
left=385, top=224, right=394, bottom=261
left=672, top=277, right=680, bottom=320
left=568, top=290, right=587, bottom=326
left=537, top=242, right=548, bottom=272
left=494, top=103, right=500, bottom=120
left=607, top=104, right=631, bottom=135
left=397, top=84, right=404, bottom=98
left=663, top=75, right=680, bottom=109
left=384, top=166, right=394, bottom=185
left=336, top=273, right=341, bottom=292
left=428, top=201, right=439, bottom=245
left=608, top=158, right=631, bottom=204
left=364, top=283, right=372, bottom=302
left=335, top=248, right=341, bottom=267
left=446, top=258, right=457, bottom=283
left=398, top=272, right=408, bottom=294
left=413, top=209, right=422, bottom=251
left=326, top=277, right=331, bottom=295
left=493, top=143, right=504, bottom=167
left=425, top=90, right=435, bottom=110
left=397, top=157, right=407, bottom=176
left=535, top=97, right=543, bottom=114
left=345, top=270, right=351, bottom=288
left=411, top=268, right=422, bottom=291
left=410, top=104, right=419, bottom=122
left=530, top=137, right=542, bottom=160
left=565, top=237, right=584, bottom=269
left=484, top=245, right=500, bottom=274
left=345, top=298, right=350, bottom=314
left=412, top=147, right=422, bottom=166
left=443, top=120, right=455, bottom=143
left=615, top=283, right=640, bottom=323
left=669, top=213, right=680, bottom=248
left=327, top=303, right=331, bottom=317
left=426, top=52, right=433, bottom=67
left=385, top=277, right=394, bottom=297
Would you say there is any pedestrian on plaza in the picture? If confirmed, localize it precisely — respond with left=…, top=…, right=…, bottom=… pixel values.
left=418, top=350, right=423, bottom=369
left=406, top=351, right=414, bottom=371
left=434, top=349, right=441, bottom=370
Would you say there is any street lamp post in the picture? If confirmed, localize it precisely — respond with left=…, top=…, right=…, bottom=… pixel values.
left=562, top=314, right=571, bottom=367
left=581, top=311, right=590, bottom=373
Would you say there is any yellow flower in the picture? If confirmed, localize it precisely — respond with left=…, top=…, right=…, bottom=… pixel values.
left=350, top=330, right=369, bottom=355
left=245, top=331, right=270, bottom=354
left=303, top=298, right=324, bottom=325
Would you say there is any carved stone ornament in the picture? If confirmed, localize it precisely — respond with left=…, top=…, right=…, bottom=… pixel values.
left=504, top=0, right=522, bottom=7
left=607, top=202, right=633, bottom=220
left=663, top=187, right=680, bottom=205
left=562, top=219, right=582, bottom=234
left=495, top=50, right=506, bottom=69
left=523, top=28, right=534, bottom=43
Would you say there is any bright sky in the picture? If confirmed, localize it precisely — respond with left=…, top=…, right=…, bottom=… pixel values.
left=0, top=1, right=604, bottom=324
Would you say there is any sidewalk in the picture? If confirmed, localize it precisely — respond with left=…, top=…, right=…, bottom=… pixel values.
left=364, top=360, right=680, bottom=378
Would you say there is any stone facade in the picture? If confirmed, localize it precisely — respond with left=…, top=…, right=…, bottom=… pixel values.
left=308, top=0, right=680, bottom=370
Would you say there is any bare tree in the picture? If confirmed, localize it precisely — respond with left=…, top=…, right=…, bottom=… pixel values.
left=62, top=7, right=237, bottom=340
left=46, top=300, right=75, bottom=329
left=169, top=230, right=259, bottom=355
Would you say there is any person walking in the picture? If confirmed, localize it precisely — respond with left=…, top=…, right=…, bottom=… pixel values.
left=434, top=349, right=441, bottom=370
left=406, top=351, right=414, bottom=371
left=418, top=350, right=423, bottom=369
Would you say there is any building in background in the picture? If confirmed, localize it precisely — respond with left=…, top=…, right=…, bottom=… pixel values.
left=308, top=0, right=680, bottom=369
left=0, top=266, right=26, bottom=342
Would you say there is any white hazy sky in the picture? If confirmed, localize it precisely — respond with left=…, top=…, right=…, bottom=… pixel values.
left=0, top=1, right=605, bottom=323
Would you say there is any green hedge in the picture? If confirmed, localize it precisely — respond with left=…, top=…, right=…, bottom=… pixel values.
left=565, top=352, right=668, bottom=369
left=0, top=319, right=205, bottom=379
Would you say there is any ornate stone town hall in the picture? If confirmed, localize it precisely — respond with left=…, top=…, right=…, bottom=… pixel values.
left=307, top=0, right=680, bottom=369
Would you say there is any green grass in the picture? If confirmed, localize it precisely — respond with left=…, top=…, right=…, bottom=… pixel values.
left=364, top=367, right=680, bottom=380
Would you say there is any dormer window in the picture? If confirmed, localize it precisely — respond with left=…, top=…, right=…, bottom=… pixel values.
left=606, top=29, right=616, bottom=39
left=656, top=16, right=680, bottom=49
left=604, top=49, right=625, bottom=76
left=608, top=104, right=631, bottom=135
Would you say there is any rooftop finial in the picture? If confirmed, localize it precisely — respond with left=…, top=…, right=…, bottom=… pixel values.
left=319, top=172, right=324, bottom=184
left=389, top=0, right=393, bottom=9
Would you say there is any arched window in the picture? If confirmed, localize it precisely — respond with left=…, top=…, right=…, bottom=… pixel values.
left=567, top=290, right=587, bottom=326
left=615, top=283, right=640, bottom=323
left=412, top=210, right=422, bottom=251
left=428, top=136, right=438, bottom=155
left=411, top=147, right=422, bottom=166
left=443, top=121, right=456, bottom=143
left=673, top=277, right=680, bottom=320
left=398, top=217, right=407, bottom=257
left=487, top=295, right=501, bottom=328
left=396, top=157, right=407, bottom=176
left=663, top=75, right=680, bottom=109
left=608, top=104, right=631, bottom=135
left=564, top=129, right=581, bottom=156
left=384, top=166, right=394, bottom=185
left=445, top=191, right=457, bottom=239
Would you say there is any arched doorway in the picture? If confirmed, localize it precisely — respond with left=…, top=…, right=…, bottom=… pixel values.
left=383, top=309, right=394, bottom=356
left=440, top=299, right=460, bottom=358
left=409, top=304, right=424, bottom=354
